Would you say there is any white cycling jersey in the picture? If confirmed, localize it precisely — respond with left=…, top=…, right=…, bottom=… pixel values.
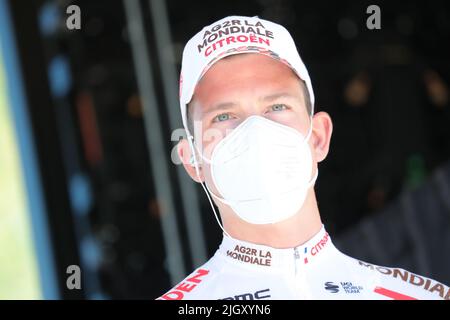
left=158, top=225, right=449, bottom=300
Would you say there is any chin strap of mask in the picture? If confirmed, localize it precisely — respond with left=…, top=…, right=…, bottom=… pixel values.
left=187, top=134, right=233, bottom=239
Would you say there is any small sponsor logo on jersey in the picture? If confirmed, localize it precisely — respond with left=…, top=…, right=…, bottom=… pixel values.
left=226, top=245, right=272, bottom=266
left=358, top=261, right=450, bottom=300
left=324, top=282, right=339, bottom=293
left=310, top=232, right=330, bottom=257
left=303, top=232, right=330, bottom=264
left=221, top=288, right=271, bottom=300
left=324, top=281, right=363, bottom=294
left=341, top=282, right=364, bottom=293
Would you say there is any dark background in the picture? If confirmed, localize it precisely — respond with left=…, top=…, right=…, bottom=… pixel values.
left=3, top=0, right=450, bottom=299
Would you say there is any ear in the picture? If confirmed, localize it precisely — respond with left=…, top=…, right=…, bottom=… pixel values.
left=311, top=111, right=333, bottom=163
left=177, top=138, right=204, bottom=183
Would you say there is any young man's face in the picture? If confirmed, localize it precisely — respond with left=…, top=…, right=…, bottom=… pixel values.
left=179, top=53, right=332, bottom=199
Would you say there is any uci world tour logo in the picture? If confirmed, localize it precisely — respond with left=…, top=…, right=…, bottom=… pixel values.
left=324, top=282, right=339, bottom=293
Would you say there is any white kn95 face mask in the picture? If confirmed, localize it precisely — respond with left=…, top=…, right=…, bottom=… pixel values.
left=195, top=115, right=318, bottom=225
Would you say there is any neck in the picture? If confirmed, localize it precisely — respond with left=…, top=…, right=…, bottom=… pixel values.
left=220, top=189, right=323, bottom=249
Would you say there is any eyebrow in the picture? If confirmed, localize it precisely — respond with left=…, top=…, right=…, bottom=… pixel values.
left=261, top=92, right=301, bottom=102
left=203, top=102, right=237, bottom=117
left=203, top=92, right=301, bottom=117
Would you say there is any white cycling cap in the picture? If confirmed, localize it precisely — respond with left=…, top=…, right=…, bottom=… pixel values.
left=179, top=15, right=315, bottom=133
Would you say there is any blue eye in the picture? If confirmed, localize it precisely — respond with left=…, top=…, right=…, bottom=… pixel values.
left=271, top=104, right=287, bottom=112
left=214, top=113, right=231, bottom=122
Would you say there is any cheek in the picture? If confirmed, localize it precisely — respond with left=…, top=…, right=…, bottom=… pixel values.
left=199, top=120, right=240, bottom=160
left=198, top=128, right=232, bottom=197
left=199, top=127, right=225, bottom=160
left=201, top=158, right=225, bottom=197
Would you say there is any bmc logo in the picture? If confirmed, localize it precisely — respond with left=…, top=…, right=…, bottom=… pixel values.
left=221, top=288, right=271, bottom=300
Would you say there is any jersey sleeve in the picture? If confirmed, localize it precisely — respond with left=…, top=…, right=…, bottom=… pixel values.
left=356, top=260, right=450, bottom=300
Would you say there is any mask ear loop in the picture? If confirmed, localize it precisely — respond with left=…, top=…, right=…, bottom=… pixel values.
left=187, top=134, right=233, bottom=239
left=305, top=113, right=314, bottom=142
left=305, top=111, right=319, bottom=186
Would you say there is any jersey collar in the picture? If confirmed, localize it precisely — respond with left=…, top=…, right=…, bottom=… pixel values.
left=216, top=225, right=335, bottom=272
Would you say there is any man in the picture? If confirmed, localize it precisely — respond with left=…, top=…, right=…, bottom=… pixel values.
left=159, top=15, right=449, bottom=300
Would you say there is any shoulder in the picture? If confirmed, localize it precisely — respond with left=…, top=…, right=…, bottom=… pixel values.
left=348, top=257, right=450, bottom=300
left=157, top=257, right=223, bottom=300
